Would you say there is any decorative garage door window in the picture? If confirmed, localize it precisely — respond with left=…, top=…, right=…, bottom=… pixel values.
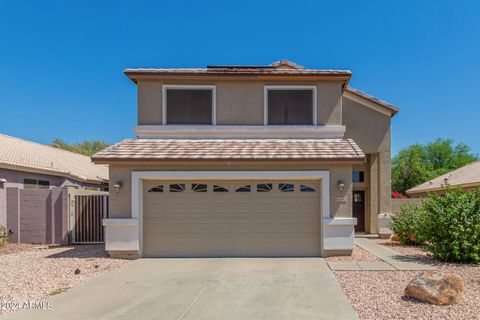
left=256, top=183, right=273, bottom=192
left=213, top=185, right=229, bottom=192
left=170, top=183, right=185, bottom=192
left=300, top=185, right=316, bottom=192
left=235, top=185, right=251, bottom=192
left=279, top=183, right=294, bottom=192
left=148, top=182, right=317, bottom=193
left=192, top=183, right=208, bottom=192
left=148, top=185, right=164, bottom=192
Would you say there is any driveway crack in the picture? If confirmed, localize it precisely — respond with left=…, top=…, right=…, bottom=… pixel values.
left=176, top=259, right=228, bottom=320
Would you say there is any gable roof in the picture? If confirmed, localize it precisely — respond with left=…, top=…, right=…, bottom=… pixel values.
left=344, top=87, right=399, bottom=117
left=407, top=161, right=480, bottom=195
left=92, top=139, right=365, bottom=163
left=270, top=60, right=305, bottom=69
left=0, top=134, right=108, bottom=184
left=124, top=60, right=352, bottom=83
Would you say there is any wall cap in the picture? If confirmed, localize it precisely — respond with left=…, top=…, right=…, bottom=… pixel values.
left=103, top=218, right=138, bottom=226
left=323, top=217, right=357, bottom=226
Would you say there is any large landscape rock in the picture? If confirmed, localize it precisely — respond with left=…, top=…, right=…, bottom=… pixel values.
left=404, top=271, right=463, bottom=305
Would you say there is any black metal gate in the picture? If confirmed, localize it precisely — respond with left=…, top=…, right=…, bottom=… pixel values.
left=72, top=194, right=108, bottom=243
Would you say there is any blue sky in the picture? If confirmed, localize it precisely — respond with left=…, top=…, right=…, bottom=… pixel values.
left=0, top=0, right=479, bottom=156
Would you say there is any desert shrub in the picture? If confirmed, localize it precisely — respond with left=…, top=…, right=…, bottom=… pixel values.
left=0, top=226, right=6, bottom=246
left=390, top=203, right=426, bottom=245
left=421, top=188, right=480, bottom=263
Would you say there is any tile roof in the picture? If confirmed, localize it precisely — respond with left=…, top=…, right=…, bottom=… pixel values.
left=407, top=161, right=480, bottom=195
left=91, top=139, right=365, bottom=162
left=0, top=134, right=108, bottom=184
left=345, top=87, right=400, bottom=115
left=124, top=68, right=351, bottom=76
left=124, top=60, right=352, bottom=80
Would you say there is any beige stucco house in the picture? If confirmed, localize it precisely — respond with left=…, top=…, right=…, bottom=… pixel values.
left=407, top=160, right=480, bottom=197
left=92, top=60, right=399, bottom=258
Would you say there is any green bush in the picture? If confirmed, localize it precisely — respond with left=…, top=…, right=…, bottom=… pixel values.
left=0, top=226, right=6, bottom=246
left=390, top=203, right=426, bottom=245
left=421, top=188, right=480, bottom=263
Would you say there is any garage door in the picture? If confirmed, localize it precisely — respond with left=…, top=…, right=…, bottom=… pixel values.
left=143, top=180, right=321, bottom=257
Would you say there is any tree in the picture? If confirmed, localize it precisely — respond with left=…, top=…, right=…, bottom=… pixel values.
left=392, top=138, right=477, bottom=195
left=50, top=139, right=110, bottom=156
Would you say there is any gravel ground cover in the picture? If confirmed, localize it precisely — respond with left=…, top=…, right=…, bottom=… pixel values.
left=374, top=238, right=432, bottom=260
left=325, top=245, right=382, bottom=262
left=0, top=245, right=130, bottom=315
left=334, top=239, right=480, bottom=320
left=0, top=244, right=34, bottom=256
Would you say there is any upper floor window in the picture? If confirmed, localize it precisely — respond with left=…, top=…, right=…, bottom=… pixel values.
left=163, top=85, right=216, bottom=125
left=265, top=86, right=316, bottom=125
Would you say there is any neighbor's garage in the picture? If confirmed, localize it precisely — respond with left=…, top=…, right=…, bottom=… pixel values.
left=143, top=180, right=321, bottom=257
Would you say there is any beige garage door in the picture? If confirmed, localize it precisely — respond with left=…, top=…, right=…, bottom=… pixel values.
left=143, top=180, right=321, bottom=257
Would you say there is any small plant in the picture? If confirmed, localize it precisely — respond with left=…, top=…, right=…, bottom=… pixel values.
left=421, top=188, right=480, bottom=263
left=390, top=203, right=426, bottom=245
left=0, top=226, right=6, bottom=246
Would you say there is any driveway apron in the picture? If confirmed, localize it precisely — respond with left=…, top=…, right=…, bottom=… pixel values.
left=6, top=258, right=358, bottom=320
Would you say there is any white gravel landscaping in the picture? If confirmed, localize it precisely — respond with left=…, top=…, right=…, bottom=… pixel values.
left=333, top=239, right=480, bottom=320
left=0, top=245, right=130, bottom=316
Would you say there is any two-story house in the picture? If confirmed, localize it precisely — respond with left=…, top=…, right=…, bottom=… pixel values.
left=92, top=60, right=399, bottom=259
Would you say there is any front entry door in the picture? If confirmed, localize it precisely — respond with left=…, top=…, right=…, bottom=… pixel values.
left=353, top=191, right=365, bottom=232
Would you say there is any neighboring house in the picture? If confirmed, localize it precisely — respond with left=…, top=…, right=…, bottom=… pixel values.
left=407, top=160, right=480, bottom=197
left=92, top=60, right=399, bottom=258
left=0, top=133, right=108, bottom=227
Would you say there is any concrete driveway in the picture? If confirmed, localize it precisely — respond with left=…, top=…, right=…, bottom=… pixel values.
left=6, top=258, right=358, bottom=320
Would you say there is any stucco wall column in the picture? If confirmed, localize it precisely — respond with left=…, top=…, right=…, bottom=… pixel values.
left=368, top=153, right=379, bottom=234
left=377, top=150, right=392, bottom=238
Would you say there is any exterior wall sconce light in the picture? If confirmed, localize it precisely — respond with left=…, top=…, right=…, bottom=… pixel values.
left=113, top=181, right=123, bottom=193
left=0, top=178, right=7, bottom=184
left=338, top=181, right=345, bottom=192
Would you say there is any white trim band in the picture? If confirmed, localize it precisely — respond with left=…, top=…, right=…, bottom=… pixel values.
left=134, top=125, right=345, bottom=139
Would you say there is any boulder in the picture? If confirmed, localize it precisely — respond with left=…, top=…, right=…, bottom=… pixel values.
left=404, top=271, right=463, bottom=305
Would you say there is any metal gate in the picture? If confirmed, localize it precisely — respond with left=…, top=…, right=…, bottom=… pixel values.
left=70, top=193, right=109, bottom=244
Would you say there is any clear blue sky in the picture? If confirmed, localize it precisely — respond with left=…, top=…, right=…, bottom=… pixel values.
left=1, top=0, right=479, bottom=156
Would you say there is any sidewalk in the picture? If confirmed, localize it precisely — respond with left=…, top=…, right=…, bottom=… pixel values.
left=328, top=238, right=436, bottom=271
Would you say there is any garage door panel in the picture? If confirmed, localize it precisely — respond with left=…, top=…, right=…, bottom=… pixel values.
left=143, top=180, right=321, bottom=257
